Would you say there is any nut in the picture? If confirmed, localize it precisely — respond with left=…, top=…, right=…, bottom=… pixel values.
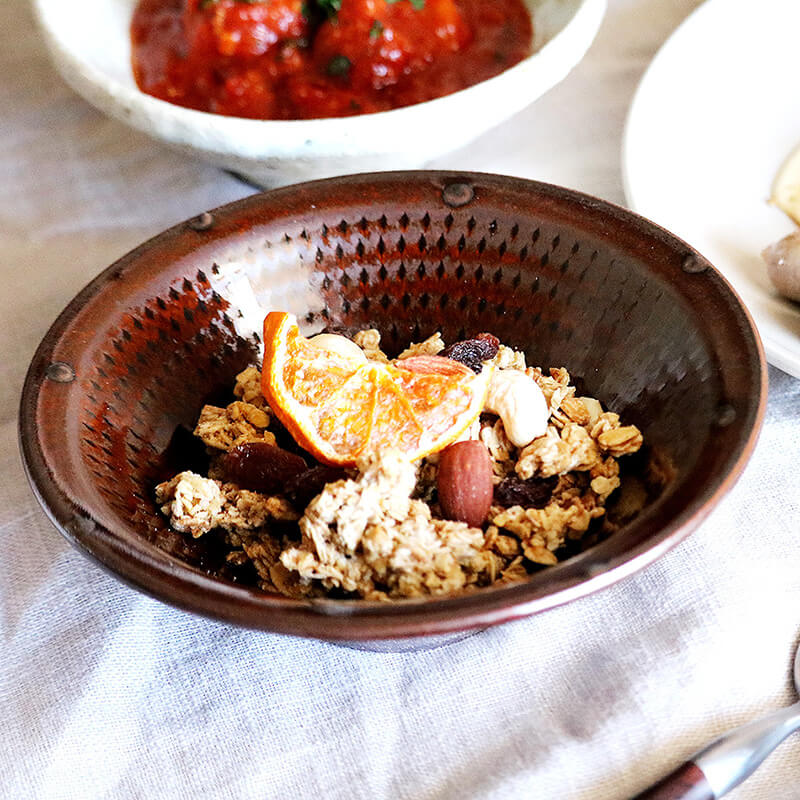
left=437, top=441, right=493, bottom=528
left=308, top=333, right=368, bottom=363
left=484, top=369, right=549, bottom=447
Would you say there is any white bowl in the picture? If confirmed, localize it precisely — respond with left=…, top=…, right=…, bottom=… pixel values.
left=33, top=0, right=605, bottom=187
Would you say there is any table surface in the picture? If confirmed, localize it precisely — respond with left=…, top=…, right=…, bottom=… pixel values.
left=2, top=1, right=799, bottom=798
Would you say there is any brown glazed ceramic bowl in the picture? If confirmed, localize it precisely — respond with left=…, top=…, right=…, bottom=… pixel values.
left=20, top=172, right=766, bottom=643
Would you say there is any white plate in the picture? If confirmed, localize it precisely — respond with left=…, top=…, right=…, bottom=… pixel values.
left=623, top=0, right=800, bottom=378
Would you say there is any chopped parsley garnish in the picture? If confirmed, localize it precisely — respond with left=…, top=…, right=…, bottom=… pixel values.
left=201, top=0, right=423, bottom=15
left=303, top=0, right=342, bottom=20
left=326, top=54, right=351, bottom=78
left=200, top=0, right=260, bottom=7
left=304, top=0, right=422, bottom=25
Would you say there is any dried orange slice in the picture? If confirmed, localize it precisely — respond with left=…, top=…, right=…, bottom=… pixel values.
left=261, top=312, right=492, bottom=466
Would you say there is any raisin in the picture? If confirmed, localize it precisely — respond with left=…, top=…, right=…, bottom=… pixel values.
left=285, top=465, right=348, bottom=508
left=494, top=475, right=558, bottom=509
left=220, top=442, right=307, bottom=494
left=476, top=332, right=501, bottom=348
left=440, top=333, right=500, bottom=373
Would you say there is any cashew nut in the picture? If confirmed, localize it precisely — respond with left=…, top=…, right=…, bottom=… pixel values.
left=308, top=333, right=368, bottom=363
left=484, top=369, right=548, bottom=448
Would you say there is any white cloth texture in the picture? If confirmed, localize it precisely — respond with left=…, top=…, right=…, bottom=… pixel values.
left=2, top=1, right=799, bottom=798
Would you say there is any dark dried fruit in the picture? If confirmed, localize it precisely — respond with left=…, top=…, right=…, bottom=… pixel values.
left=159, top=424, right=210, bottom=481
left=494, top=475, right=558, bottom=509
left=220, top=442, right=307, bottom=494
left=440, top=333, right=500, bottom=373
left=285, top=465, right=348, bottom=508
left=476, top=332, right=501, bottom=348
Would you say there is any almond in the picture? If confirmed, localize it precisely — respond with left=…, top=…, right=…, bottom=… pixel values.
left=437, top=440, right=493, bottom=528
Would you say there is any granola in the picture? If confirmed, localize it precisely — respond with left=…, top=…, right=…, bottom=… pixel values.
left=155, top=325, right=646, bottom=600
left=233, top=366, right=269, bottom=410
left=492, top=344, right=527, bottom=371
left=156, top=471, right=298, bottom=538
left=280, top=451, right=493, bottom=599
left=397, top=332, right=445, bottom=359
left=516, top=423, right=600, bottom=479
left=352, top=328, right=389, bottom=362
left=194, top=401, right=276, bottom=451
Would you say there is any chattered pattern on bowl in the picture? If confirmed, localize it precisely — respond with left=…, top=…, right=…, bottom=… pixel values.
left=20, top=172, right=765, bottom=640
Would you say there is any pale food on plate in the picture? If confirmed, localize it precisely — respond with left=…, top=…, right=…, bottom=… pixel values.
left=770, top=141, right=800, bottom=226
left=762, top=233, right=800, bottom=302
left=623, top=0, right=800, bottom=375
left=762, top=142, right=800, bottom=301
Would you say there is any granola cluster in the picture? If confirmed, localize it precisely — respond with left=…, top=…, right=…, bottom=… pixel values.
left=281, top=451, right=498, bottom=600
left=194, top=402, right=275, bottom=451
left=156, top=329, right=645, bottom=600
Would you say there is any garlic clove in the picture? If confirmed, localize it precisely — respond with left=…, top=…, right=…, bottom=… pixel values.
left=762, top=231, right=800, bottom=302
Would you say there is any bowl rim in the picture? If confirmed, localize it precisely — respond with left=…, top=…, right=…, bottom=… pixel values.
left=29, top=0, right=606, bottom=154
left=19, top=171, right=768, bottom=641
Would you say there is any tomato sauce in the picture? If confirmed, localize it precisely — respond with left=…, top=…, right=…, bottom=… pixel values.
left=131, top=0, right=533, bottom=120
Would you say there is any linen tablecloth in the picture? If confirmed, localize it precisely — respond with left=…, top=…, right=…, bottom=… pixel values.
left=3, top=1, right=799, bottom=798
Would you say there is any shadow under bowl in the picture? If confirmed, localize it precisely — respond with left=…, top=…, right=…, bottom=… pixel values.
left=19, top=171, right=766, bottom=644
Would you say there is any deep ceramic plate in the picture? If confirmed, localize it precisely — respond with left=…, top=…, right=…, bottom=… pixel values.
left=624, top=0, right=800, bottom=378
left=20, top=172, right=766, bottom=641
left=32, top=0, right=605, bottom=187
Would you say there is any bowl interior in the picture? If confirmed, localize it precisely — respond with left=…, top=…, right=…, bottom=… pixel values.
left=21, top=172, right=765, bottom=639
